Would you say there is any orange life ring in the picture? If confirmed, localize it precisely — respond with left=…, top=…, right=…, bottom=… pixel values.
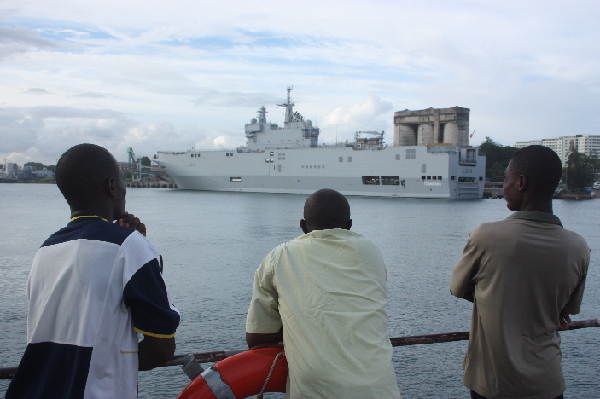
left=176, top=348, right=288, bottom=399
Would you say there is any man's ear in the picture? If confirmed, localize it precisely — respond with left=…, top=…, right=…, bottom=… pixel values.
left=518, top=174, right=528, bottom=192
left=104, top=176, right=116, bottom=198
left=300, top=219, right=309, bottom=234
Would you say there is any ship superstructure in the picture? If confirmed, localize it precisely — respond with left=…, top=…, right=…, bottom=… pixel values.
left=155, top=88, right=485, bottom=199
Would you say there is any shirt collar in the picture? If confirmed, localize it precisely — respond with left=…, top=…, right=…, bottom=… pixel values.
left=507, top=211, right=562, bottom=227
left=303, top=228, right=358, bottom=239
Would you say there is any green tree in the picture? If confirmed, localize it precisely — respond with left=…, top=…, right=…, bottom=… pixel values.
left=141, top=156, right=151, bottom=167
left=24, top=162, right=45, bottom=170
left=564, top=150, right=597, bottom=191
left=478, top=137, right=518, bottom=181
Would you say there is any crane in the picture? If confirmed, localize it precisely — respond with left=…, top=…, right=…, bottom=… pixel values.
left=126, top=147, right=142, bottom=181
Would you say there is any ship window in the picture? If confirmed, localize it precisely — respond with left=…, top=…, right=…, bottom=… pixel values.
left=301, top=165, right=304, bottom=168
left=362, top=176, right=380, bottom=185
left=395, top=154, right=400, bottom=160
left=265, top=159, right=270, bottom=163
left=230, top=177, right=242, bottom=182
left=406, top=149, right=416, bottom=159
left=190, top=154, right=194, bottom=158
left=479, top=176, right=483, bottom=181
left=422, top=164, right=427, bottom=173
left=310, top=165, right=313, bottom=169
left=270, top=152, right=274, bottom=156
left=458, top=177, right=476, bottom=182
left=422, top=176, right=426, bottom=180
left=348, top=156, right=352, bottom=162
left=277, top=165, right=281, bottom=172
left=339, top=157, right=343, bottom=162
left=433, top=176, right=437, bottom=180
left=401, top=179, right=406, bottom=187
left=382, top=176, right=400, bottom=185
left=438, top=176, right=442, bottom=180
left=278, top=157, right=281, bottom=160
left=451, top=176, right=456, bottom=181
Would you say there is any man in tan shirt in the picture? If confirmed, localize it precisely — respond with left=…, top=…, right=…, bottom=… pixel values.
left=451, top=145, right=590, bottom=399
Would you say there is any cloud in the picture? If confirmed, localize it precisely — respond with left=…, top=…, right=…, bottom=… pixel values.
left=211, top=133, right=245, bottom=148
left=326, top=94, right=393, bottom=126
left=0, top=104, right=226, bottom=164
left=0, top=26, right=60, bottom=59
left=23, top=88, right=50, bottom=94
left=1, top=0, right=600, bottom=163
left=73, top=92, right=110, bottom=98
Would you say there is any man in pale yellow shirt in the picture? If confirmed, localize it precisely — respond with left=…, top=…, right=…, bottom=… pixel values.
left=246, top=188, right=401, bottom=398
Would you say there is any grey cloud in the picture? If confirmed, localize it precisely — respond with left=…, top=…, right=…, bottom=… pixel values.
left=0, top=108, right=44, bottom=152
left=24, top=88, right=51, bottom=95
left=73, top=92, right=111, bottom=98
left=28, top=106, right=126, bottom=120
left=0, top=105, right=208, bottom=163
left=0, top=26, right=60, bottom=59
left=0, top=106, right=135, bottom=154
left=0, top=9, right=18, bottom=20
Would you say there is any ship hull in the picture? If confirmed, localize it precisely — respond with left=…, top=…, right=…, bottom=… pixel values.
left=156, top=145, right=485, bottom=199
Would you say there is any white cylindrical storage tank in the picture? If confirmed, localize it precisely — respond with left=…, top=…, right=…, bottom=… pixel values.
left=444, top=122, right=459, bottom=145
left=417, top=124, right=434, bottom=145
left=395, top=125, right=417, bottom=146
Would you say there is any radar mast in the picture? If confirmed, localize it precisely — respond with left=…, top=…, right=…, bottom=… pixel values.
left=277, top=86, right=294, bottom=124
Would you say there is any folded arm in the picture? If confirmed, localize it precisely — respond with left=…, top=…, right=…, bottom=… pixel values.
left=246, top=327, right=284, bottom=349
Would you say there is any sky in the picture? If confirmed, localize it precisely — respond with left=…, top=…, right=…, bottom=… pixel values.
left=1, top=0, right=599, bottom=165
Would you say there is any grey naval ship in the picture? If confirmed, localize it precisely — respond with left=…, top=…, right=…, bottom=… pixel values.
left=155, top=88, right=485, bottom=199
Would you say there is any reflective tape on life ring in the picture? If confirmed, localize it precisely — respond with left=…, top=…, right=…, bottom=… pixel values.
left=176, top=348, right=288, bottom=399
left=201, top=367, right=236, bottom=399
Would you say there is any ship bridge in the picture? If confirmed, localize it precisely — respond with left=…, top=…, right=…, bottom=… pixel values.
left=243, top=87, right=319, bottom=151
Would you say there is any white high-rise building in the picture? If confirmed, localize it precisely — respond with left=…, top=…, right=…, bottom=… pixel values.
left=515, top=135, right=600, bottom=165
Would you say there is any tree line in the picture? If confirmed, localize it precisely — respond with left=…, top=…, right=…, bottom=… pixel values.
left=479, top=137, right=599, bottom=192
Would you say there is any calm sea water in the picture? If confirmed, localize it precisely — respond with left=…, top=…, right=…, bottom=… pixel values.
left=1, top=184, right=598, bottom=399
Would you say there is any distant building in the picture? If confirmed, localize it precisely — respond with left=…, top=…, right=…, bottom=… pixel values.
left=5, top=163, right=17, bottom=177
left=515, top=135, right=600, bottom=165
left=393, top=107, right=470, bottom=147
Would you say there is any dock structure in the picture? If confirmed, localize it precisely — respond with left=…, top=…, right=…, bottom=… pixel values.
left=126, top=181, right=177, bottom=188
left=394, top=107, right=470, bottom=147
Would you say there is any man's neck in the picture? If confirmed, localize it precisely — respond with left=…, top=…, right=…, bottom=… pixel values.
left=518, top=196, right=553, bottom=214
left=71, top=207, right=113, bottom=222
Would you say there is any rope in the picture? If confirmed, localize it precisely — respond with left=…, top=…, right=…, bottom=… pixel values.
left=257, top=351, right=285, bottom=397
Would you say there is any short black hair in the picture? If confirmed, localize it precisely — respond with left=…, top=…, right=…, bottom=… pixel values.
left=55, top=143, right=120, bottom=209
left=510, top=145, right=562, bottom=197
left=304, top=188, right=350, bottom=229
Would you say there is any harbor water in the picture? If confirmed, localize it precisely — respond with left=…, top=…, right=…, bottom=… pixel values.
left=1, top=184, right=598, bottom=398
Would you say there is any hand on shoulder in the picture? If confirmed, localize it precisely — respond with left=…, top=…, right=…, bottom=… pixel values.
left=117, top=211, right=147, bottom=236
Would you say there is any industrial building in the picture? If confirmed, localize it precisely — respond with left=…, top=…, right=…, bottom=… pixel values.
left=393, top=107, right=470, bottom=147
